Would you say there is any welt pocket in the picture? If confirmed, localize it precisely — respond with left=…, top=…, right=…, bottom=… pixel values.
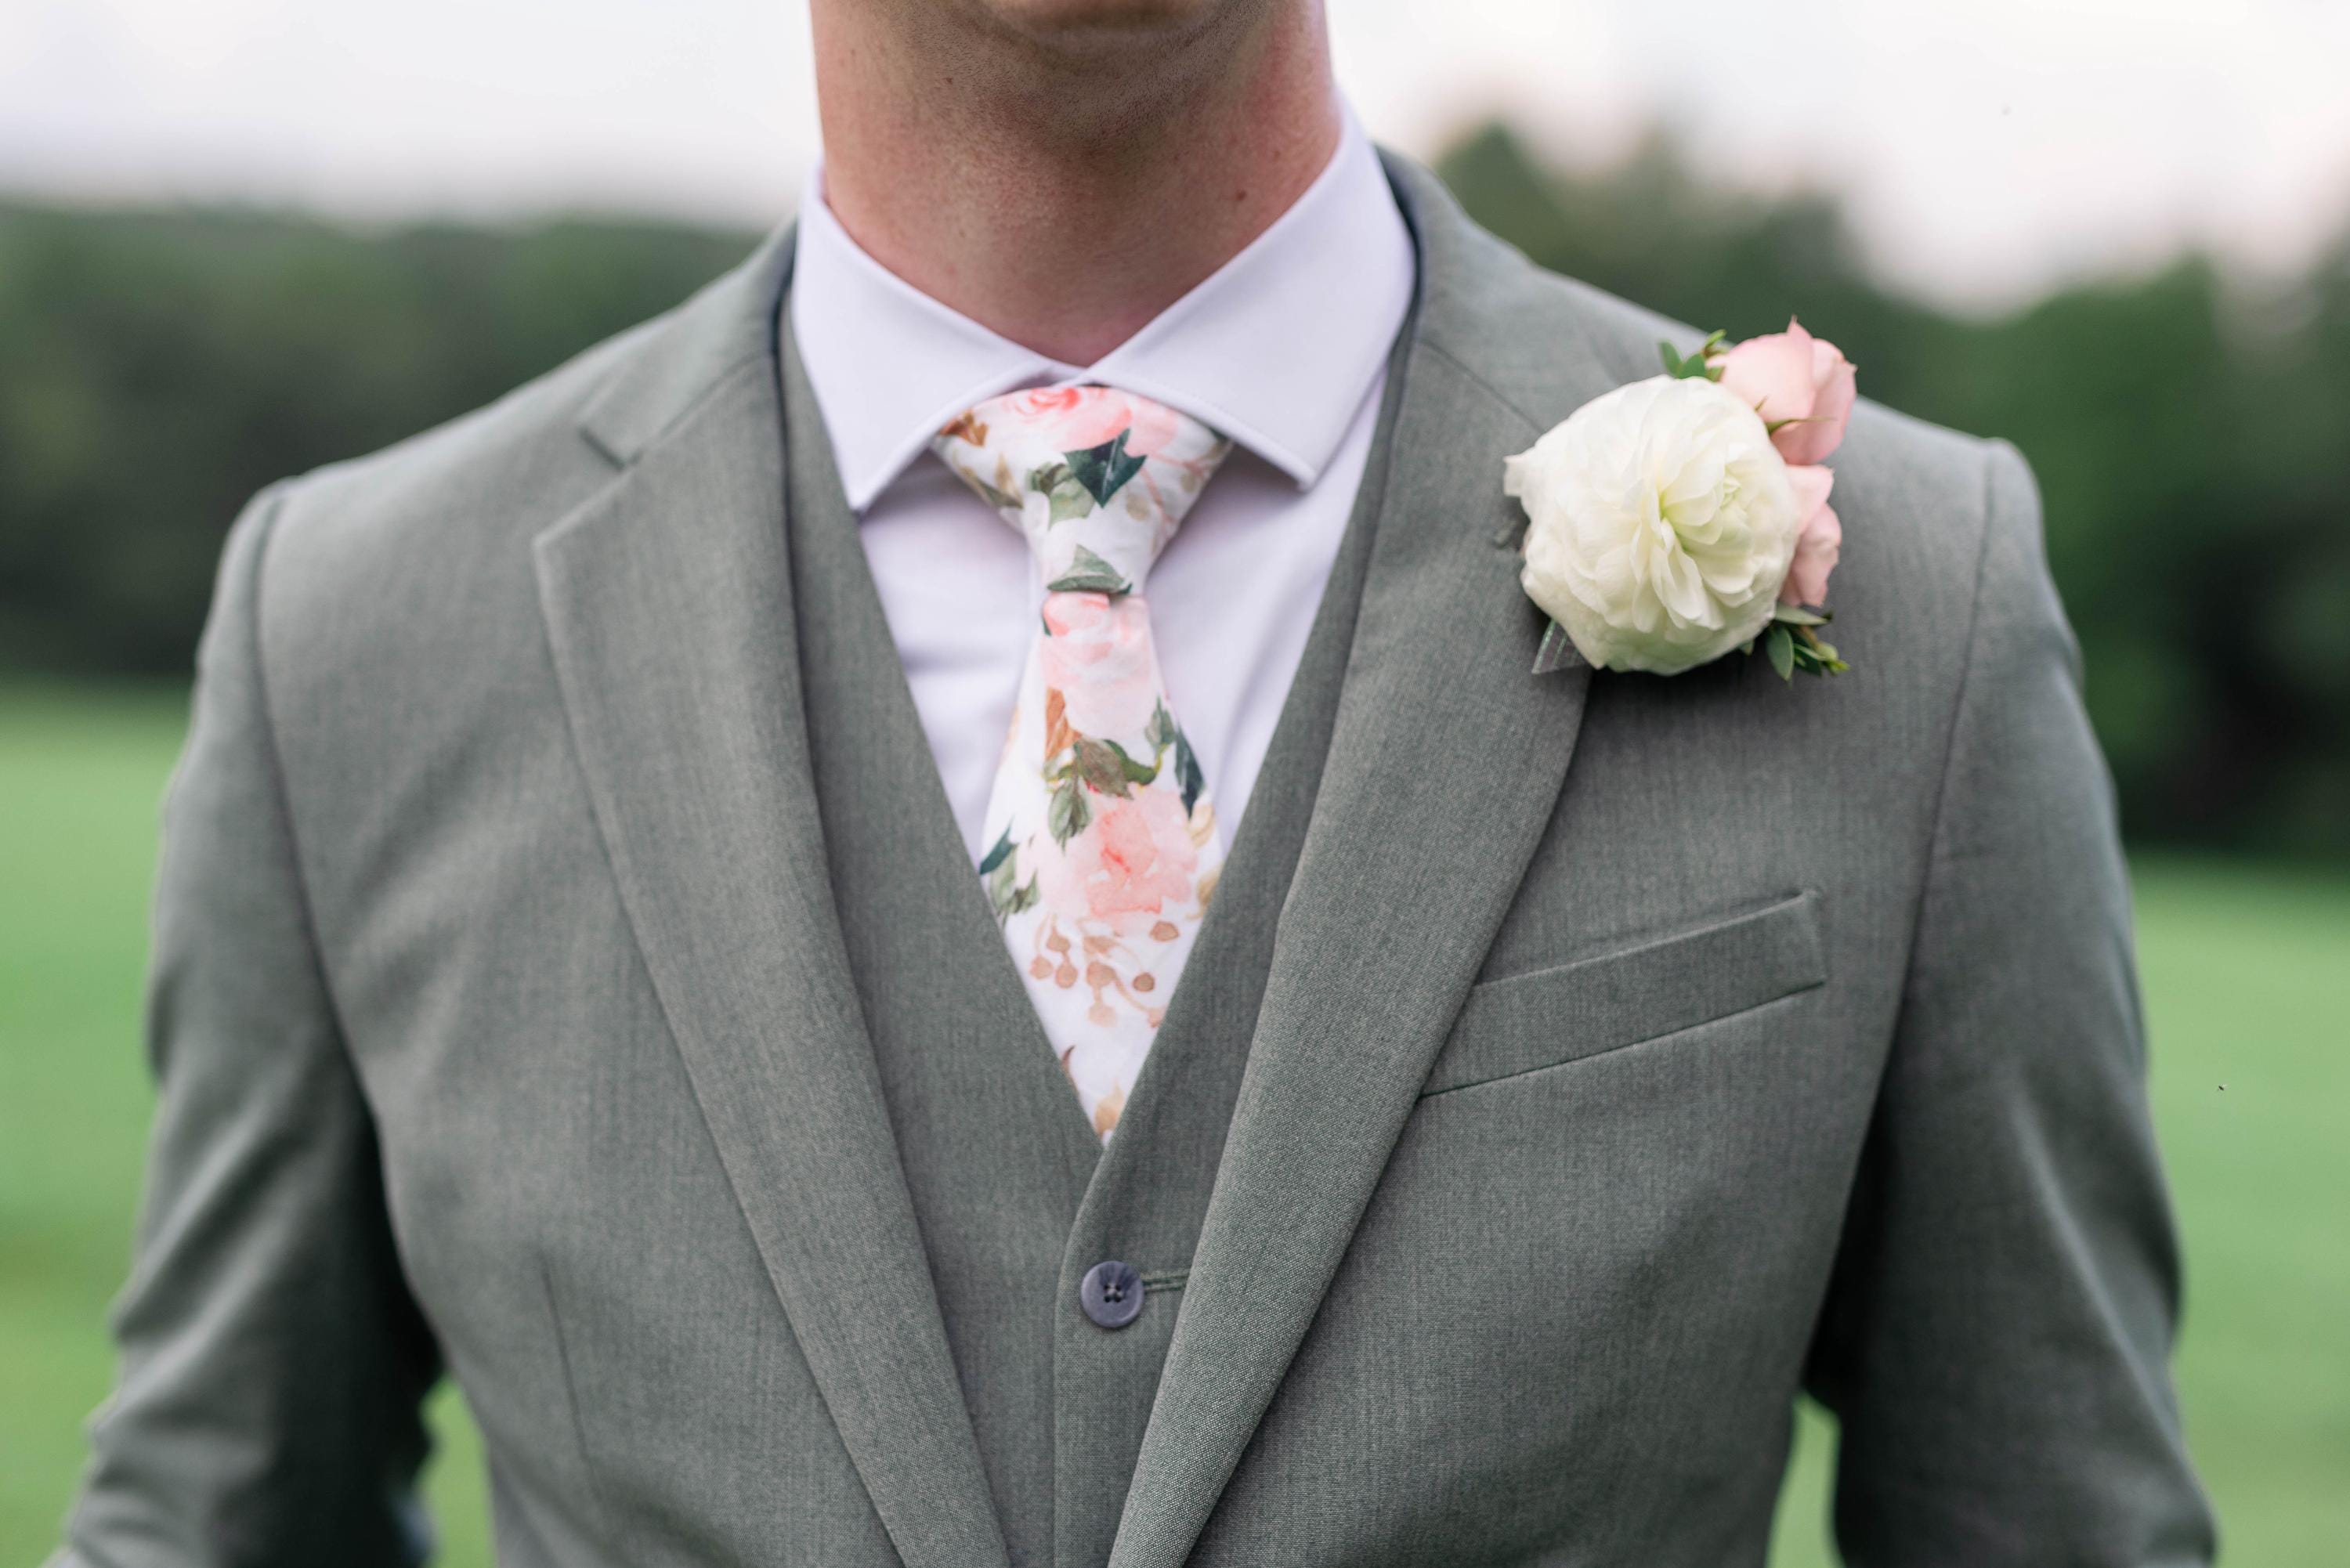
left=1422, top=889, right=1826, bottom=1097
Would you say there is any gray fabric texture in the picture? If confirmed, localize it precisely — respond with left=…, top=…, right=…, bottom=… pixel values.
left=52, top=153, right=2213, bottom=1568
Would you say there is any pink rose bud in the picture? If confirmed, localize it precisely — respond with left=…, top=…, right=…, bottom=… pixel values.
left=1777, top=461, right=1841, bottom=607
left=1716, top=318, right=1857, bottom=468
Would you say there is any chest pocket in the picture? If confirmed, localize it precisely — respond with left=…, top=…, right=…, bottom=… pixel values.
left=1423, top=889, right=1827, bottom=1097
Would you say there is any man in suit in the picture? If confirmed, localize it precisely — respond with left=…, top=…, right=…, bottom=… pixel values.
left=56, top=0, right=2214, bottom=1563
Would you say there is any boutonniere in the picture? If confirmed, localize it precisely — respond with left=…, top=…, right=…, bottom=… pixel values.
left=1505, top=319, right=1856, bottom=679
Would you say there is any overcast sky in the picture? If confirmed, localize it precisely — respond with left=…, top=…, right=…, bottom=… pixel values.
left=3, top=0, right=2344, bottom=307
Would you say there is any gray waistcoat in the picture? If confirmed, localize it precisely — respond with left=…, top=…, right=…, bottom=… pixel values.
left=782, top=320, right=1397, bottom=1567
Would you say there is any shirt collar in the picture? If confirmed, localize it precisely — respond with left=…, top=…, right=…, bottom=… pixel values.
left=790, top=107, right=1415, bottom=512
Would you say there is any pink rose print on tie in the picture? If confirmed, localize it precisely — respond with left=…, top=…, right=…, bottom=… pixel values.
left=1002, top=385, right=1184, bottom=457
left=1029, top=789, right=1201, bottom=1043
left=1061, top=789, right=1200, bottom=930
left=1076, top=799, right=1203, bottom=930
left=1039, top=593, right=1160, bottom=740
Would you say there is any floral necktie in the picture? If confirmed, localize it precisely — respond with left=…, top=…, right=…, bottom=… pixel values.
left=931, top=386, right=1235, bottom=1140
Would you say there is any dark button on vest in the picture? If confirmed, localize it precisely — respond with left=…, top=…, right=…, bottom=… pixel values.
left=1080, top=1261, right=1145, bottom=1329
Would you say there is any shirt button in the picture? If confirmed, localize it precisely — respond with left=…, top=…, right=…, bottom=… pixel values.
left=1079, top=1260, right=1145, bottom=1329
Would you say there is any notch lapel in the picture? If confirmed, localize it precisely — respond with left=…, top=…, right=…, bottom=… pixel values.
left=533, top=232, right=1013, bottom=1568
left=1108, top=160, right=1625, bottom=1568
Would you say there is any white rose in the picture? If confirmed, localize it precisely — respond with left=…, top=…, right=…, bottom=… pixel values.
left=1506, top=374, right=1802, bottom=675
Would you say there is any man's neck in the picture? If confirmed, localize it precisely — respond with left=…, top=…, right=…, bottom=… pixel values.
left=811, top=0, right=1341, bottom=367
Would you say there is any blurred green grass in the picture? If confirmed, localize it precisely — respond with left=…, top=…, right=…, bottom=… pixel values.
left=2, top=685, right=2344, bottom=1563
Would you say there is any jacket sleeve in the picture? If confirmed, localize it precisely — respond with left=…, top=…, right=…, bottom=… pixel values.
left=55, top=488, right=443, bottom=1568
left=1802, top=442, right=2217, bottom=1564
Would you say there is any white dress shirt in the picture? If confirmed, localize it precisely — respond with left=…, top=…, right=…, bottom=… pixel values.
left=789, top=111, right=1415, bottom=860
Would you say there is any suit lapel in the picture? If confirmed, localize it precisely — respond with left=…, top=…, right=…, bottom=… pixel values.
left=1108, top=160, right=1623, bottom=1568
left=533, top=230, right=1014, bottom=1568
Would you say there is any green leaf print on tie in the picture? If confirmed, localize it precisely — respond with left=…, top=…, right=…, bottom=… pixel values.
left=1066, top=429, right=1147, bottom=507
left=1046, top=544, right=1133, bottom=596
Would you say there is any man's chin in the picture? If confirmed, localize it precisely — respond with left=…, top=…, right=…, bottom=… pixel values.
left=974, top=0, right=1236, bottom=41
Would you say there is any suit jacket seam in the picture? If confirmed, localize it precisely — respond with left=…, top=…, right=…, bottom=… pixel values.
left=239, top=483, right=378, bottom=1093
left=68, top=484, right=433, bottom=1560
left=1896, top=441, right=2006, bottom=989
left=537, top=1259, right=624, bottom=1539
left=1797, top=442, right=2005, bottom=1410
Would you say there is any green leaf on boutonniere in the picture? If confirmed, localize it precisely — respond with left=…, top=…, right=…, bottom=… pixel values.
left=1791, top=624, right=1849, bottom=676
left=1048, top=775, right=1090, bottom=846
left=1752, top=618, right=1850, bottom=680
left=1756, top=605, right=1851, bottom=676
left=1066, top=429, right=1146, bottom=507
left=1531, top=618, right=1585, bottom=676
left=1660, top=330, right=1728, bottom=382
left=1047, top=544, right=1132, bottom=596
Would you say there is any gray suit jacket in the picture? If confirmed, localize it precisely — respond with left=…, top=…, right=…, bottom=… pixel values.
left=56, top=155, right=2213, bottom=1567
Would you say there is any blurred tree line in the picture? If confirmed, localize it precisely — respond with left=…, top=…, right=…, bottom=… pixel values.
left=1, top=125, right=2344, bottom=854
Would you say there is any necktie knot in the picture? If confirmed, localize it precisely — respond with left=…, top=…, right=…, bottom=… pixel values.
left=933, top=386, right=1232, bottom=596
